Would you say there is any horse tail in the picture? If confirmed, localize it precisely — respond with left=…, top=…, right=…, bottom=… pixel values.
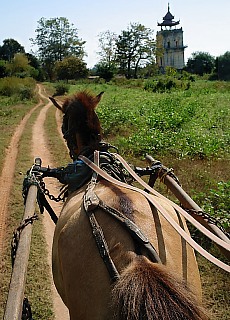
left=111, top=256, right=208, bottom=320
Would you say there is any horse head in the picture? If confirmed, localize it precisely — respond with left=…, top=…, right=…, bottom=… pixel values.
left=50, top=91, right=104, bottom=159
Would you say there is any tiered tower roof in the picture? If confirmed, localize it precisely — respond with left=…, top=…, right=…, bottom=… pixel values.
left=158, top=3, right=180, bottom=28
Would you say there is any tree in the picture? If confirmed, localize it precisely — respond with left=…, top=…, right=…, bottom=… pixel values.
left=55, top=56, right=88, bottom=81
left=25, top=53, right=43, bottom=80
left=216, top=51, right=230, bottom=81
left=0, top=38, right=25, bottom=61
left=0, top=60, right=7, bottom=78
left=97, top=30, right=117, bottom=66
left=186, top=52, right=215, bottom=76
left=31, top=17, right=86, bottom=79
left=95, top=61, right=117, bottom=81
left=6, top=53, right=35, bottom=78
left=115, top=23, right=155, bottom=78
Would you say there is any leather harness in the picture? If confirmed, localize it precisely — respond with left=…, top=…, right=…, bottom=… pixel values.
left=80, top=152, right=230, bottom=273
left=82, top=151, right=161, bottom=281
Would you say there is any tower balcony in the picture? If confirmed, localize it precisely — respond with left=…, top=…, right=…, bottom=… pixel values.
left=164, top=45, right=188, bottom=51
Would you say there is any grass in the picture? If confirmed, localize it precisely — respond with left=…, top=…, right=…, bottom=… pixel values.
left=44, top=105, right=69, bottom=166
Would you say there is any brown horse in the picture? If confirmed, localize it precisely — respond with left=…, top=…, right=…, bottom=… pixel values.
left=50, top=91, right=207, bottom=320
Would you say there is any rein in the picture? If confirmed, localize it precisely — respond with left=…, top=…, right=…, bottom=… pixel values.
left=79, top=152, right=230, bottom=273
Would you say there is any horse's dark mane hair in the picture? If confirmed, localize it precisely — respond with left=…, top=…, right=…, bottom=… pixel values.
left=62, top=90, right=102, bottom=149
left=112, top=256, right=208, bottom=320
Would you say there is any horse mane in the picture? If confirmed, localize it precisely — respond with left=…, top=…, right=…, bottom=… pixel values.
left=62, top=91, right=100, bottom=113
left=111, top=256, right=208, bottom=320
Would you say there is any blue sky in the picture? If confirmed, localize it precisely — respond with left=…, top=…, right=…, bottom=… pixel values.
left=1, top=0, right=229, bottom=67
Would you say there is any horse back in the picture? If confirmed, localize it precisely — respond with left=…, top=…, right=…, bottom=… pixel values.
left=52, top=180, right=202, bottom=319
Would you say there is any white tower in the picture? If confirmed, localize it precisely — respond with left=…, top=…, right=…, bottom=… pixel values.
left=156, top=4, right=187, bottom=71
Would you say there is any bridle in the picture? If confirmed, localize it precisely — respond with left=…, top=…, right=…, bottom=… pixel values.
left=62, top=111, right=79, bottom=159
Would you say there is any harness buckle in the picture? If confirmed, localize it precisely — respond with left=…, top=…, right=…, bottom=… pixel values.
left=83, top=189, right=100, bottom=212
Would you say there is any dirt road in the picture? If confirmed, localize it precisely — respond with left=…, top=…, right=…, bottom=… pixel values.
left=0, top=84, right=69, bottom=319
left=31, top=85, right=69, bottom=319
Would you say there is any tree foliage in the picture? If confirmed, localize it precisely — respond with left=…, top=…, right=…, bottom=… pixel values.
left=0, top=60, right=7, bottom=78
left=55, top=56, right=88, bottom=80
left=216, top=51, right=230, bottom=81
left=31, top=17, right=86, bottom=79
left=186, top=52, right=215, bottom=76
left=115, top=23, right=155, bottom=79
left=95, top=61, right=117, bottom=81
left=5, top=53, right=38, bottom=78
left=97, top=30, right=117, bottom=66
left=6, top=53, right=29, bottom=75
left=0, top=38, right=25, bottom=61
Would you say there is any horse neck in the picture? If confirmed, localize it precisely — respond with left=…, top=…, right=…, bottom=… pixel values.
left=76, top=133, right=83, bottom=150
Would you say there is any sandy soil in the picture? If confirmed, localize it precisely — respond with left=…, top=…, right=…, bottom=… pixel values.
left=0, top=84, right=69, bottom=319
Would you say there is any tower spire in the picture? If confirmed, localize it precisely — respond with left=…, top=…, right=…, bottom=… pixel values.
left=156, top=4, right=187, bottom=71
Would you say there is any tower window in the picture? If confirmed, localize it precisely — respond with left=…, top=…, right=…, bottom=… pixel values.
left=167, top=41, right=170, bottom=48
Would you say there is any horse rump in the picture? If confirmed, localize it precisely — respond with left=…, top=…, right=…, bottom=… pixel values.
left=111, top=256, right=208, bottom=320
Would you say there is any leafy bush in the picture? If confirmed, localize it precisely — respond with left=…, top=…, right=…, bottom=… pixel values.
left=53, top=82, right=70, bottom=96
left=0, top=77, right=36, bottom=99
left=95, top=62, right=117, bottom=81
left=144, top=77, right=190, bottom=92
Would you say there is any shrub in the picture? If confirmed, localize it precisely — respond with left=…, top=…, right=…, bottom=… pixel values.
left=144, top=77, right=190, bottom=93
left=0, top=77, right=36, bottom=99
left=53, top=82, right=70, bottom=96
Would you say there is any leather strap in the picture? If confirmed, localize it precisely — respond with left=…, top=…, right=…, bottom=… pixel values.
left=83, top=151, right=120, bottom=282
left=114, top=154, right=230, bottom=250
left=86, top=210, right=120, bottom=282
left=79, top=154, right=230, bottom=273
left=98, top=201, right=161, bottom=264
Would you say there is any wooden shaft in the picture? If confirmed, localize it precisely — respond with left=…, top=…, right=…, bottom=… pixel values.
left=4, top=185, right=37, bottom=320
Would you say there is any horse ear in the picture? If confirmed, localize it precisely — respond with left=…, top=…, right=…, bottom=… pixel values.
left=95, top=92, right=104, bottom=105
left=49, top=97, right=64, bottom=112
